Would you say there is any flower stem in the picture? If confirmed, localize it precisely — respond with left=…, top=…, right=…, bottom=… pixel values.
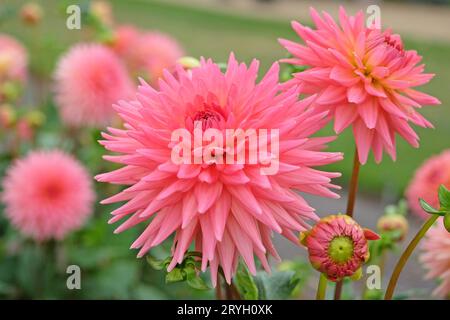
left=334, top=148, right=361, bottom=300
left=215, top=279, right=223, bottom=300
left=316, top=274, right=328, bottom=300
left=384, top=214, right=439, bottom=300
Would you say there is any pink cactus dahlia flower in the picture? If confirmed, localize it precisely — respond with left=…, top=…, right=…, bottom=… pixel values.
left=1, top=150, right=95, bottom=241
left=96, top=54, right=343, bottom=285
left=54, top=44, right=133, bottom=127
left=300, top=214, right=379, bottom=281
left=111, top=26, right=183, bottom=85
left=406, top=150, right=450, bottom=219
left=279, top=7, right=440, bottom=164
left=420, top=221, right=450, bottom=298
left=0, top=34, right=28, bottom=85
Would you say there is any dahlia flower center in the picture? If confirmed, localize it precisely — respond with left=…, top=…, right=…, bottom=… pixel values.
left=42, top=183, right=63, bottom=199
left=328, top=236, right=354, bottom=264
left=193, top=109, right=224, bottom=131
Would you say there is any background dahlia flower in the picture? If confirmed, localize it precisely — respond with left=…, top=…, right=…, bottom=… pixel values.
left=96, top=54, right=343, bottom=285
left=111, top=26, right=184, bottom=85
left=54, top=43, right=133, bottom=127
left=0, top=34, right=28, bottom=86
left=300, top=214, right=379, bottom=281
left=406, top=150, right=450, bottom=219
left=1, top=150, right=95, bottom=241
left=420, top=221, right=450, bottom=298
left=279, top=7, right=440, bottom=164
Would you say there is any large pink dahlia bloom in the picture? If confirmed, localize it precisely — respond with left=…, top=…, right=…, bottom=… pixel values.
left=96, top=54, right=343, bottom=285
left=279, top=7, right=440, bottom=164
left=420, top=221, right=450, bottom=298
left=1, top=150, right=95, bottom=241
left=54, top=44, right=133, bottom=127
left=0, top=34, right=28, bottom=85
left=406, top=150, right=450, bottom=219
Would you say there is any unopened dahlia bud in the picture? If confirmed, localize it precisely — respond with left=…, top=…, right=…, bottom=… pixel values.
left=90, top=0, right=114, bottom=27
left=377, top=214, right=409, bottom=241
left=0, top=104, right=16, bottom=127
left=20, top=2, right=43, bottom=25
left=25, top=110, right=45, bottom=127
left=300, top=215, right=380, bottom=282
left=177, top=56, right=200, bottom=70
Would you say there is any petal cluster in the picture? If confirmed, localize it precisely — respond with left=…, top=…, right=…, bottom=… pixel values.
left=300, top=214, right=379, bottom=281
left=280, top=7, right=440, bottom=164
left=1, top=150, right=95, bottom=241
left=406, top=150, right=450, bottom=219
left=54, top=43, right=133, bottom=127
left=420, top=221, right=450, bottom=298
left=96, top=54, right=342, bottom=285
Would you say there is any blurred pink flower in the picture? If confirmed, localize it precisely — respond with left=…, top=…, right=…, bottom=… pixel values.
left=406, top=150, right=450, bottom=219
left=111, top=26, right=184, bottom=84
left=54, top=44, right=133, bottom=127
left=0, top=34, right=28, bottom=85
left=300, top=214, right=379, bottom=281
left=96, top=54, right=342, bottom=285
left=279, top=7, right=440, bottom=164
left=420, top=221, right=450, bottom=298
left=1, top=150, right=95, bottom=241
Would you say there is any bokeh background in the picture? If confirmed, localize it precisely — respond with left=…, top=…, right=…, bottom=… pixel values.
left=0, top=0, right=449, bottom=299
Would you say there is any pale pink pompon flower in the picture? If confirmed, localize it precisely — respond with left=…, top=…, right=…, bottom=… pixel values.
left=300, top=214, right=380, bottom=281
left=406, top=150, right=450, bottom=219
left=96, top=54, right=343, bottom=286
left=420, top=221, right=450, bottom=298
left=1, top=150, right=95, bottom=241
left=54, top=43, right=133, bottom=127
left=0, top=34, right=28, bottom=85
left=111, top=25, right=184, bottom=85
left=279, top=7, right=440, bottom=164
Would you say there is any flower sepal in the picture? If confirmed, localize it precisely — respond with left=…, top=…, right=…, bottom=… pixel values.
left=420, top=185, right=450, bottom=233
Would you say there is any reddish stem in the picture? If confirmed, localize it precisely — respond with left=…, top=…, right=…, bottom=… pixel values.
left=334, top=149, right=361, bottom=300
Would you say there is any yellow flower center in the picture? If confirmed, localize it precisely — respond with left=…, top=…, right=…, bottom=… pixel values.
left=328, top=236, right=354, bottom=264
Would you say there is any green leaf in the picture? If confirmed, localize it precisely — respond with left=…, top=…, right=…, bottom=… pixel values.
left=438, top=185, right=450, bottom=210
left=234, top=263, right=259, bottom=300
left=419, top=198, right=444, bottom=215
left=186, top=276, right=210, bottom=290
left=165, top=268, right=185, bottom=283
left=146, top=255, right=166, bottom=271
left=254, top=270, right=300, bottom=300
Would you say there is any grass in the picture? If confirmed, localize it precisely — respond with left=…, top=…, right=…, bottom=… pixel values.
left=2, top=0, right=450, bottom=196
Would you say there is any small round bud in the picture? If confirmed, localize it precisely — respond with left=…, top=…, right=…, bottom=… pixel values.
left=0, top=104, right=16, bottom=127
left=301, top=214, right=379, bottom=282
left=90, top=0, right=114, bottom=27
left=177, top=56, right=200, bottom=70
left=20, top=2, right=43, bottom=26
left=377, top=214, right=409, bottom=241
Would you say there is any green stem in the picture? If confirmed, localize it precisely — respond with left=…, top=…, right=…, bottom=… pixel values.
left=316, top=274, right=328, bottom=300
left=384, top=214, right=439, bottom=300
left=334, top=149, right=361, bottom=300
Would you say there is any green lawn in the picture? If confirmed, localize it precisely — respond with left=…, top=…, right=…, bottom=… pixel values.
left=2, top=0, right=450, bottom=196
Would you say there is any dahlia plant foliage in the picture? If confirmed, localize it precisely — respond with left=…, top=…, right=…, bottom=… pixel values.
left=0, top=1, right=448, bottom=301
